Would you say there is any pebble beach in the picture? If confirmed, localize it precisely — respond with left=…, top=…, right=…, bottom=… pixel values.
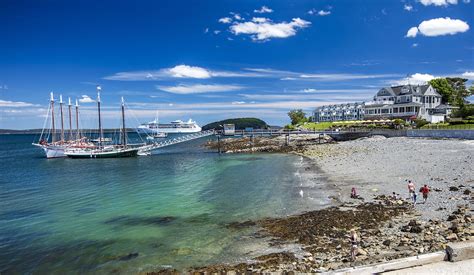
left=301, top=136, right=474, bottom=221
left=191, top=135, right=473, bottom=273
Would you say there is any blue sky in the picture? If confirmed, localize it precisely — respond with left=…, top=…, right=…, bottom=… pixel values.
left=0, top=0, right=473, bottom=129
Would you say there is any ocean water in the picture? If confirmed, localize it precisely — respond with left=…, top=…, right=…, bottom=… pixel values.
left=0, top=134, right=331, bottom=273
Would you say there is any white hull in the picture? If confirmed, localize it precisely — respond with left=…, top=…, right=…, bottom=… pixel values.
left=33, top=143, right=67, bottom=158
left=137, top=127, right=201, bottom=134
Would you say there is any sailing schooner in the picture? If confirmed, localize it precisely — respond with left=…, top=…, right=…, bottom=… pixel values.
left=32, top=92, right=92, bottom=158
left=64, top=86, right=139, bottom=158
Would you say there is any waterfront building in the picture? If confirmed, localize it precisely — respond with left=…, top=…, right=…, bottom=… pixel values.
left=364, top=84, right=445, bottom=122
left=312, top=84, right=453, bottom=123
left=313, top=102, right=365, bottom=122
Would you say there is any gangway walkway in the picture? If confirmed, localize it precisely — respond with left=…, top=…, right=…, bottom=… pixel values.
left=138, top=130, right=215, bottom=155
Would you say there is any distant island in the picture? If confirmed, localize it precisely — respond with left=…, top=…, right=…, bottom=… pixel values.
left=202, top=118, right=269, bottom=131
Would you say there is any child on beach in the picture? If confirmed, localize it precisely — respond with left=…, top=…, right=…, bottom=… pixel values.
left=407, top=180, right=415, bottom=200
left=351, top=187, right=358, bottom=199
left=349, top=229, right=358, bottom=262
left=420, top=184, right=430, bottom=203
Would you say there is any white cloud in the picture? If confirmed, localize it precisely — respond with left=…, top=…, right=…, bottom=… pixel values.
left=231, top=101, right=246, bottom=105
left=104, top=65, right=267, bottom=80
left=168, top=65, right=212, bottom=79
left=302, top=88, right=318, bottom=93
left=404, top=4, right=414, bottom=11
left=412, top=43, right=419, bottom=47
left=254, top=6, right=273, bottom=13
left=318, top=10, right=331, bottom=16
left=204, top=28, right=209, bottom=33
left=462, top=71, right=474, bottom=79
left=299, top=73, right=401, bottom=81
left=406, top=27, right=419, bottom=37
left=79, top=95, right=95, bottom=103
left=308, top=9, right=331, bottom=16
left=213, top=30, right=221, bottom=35
left=229, top=18, right=311, bottom=41
left=395, top=73, right=435, bottom=85
left=419, top=0, right=458, bottom=6
left=252, top=17, right=269, bottom=23
left=406, top=17, right=469, bottom=37
left=218, top=17, right=232, bottom=24
left=156, top=84, right=244, bottom=94
left=0, top=99, right=35, bottom=107
left=233, top=13, right=243, bottom=20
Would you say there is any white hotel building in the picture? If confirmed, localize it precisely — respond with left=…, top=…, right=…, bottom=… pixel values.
left=313, top=84, right=454, bottom=123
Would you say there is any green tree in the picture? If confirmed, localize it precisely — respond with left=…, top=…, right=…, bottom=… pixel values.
left=446, top=77, right=470, bottom=107
left=287, top=109, right=306, bottom=125
left=428, top=78, right=454, bottom=104
left=429, top=78, right=473, bottom=107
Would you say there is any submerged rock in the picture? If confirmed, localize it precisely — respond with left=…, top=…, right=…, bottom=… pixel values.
left=118, top=252, right=139, bottom=261
left=104, top=215, right=176, bottom=226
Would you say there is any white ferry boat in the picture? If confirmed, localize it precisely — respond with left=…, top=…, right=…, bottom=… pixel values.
left=137, top=119, right=201, bottom=134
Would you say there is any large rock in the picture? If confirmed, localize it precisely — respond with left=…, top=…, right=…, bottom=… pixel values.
left=357, top=248, right=368, bottom=256
left=445, top=240, right=474, bottom=262
left=446, top=233, right=458, bottom=241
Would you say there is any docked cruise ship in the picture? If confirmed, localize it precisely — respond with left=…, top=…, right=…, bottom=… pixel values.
left=137, top=119, right=202, bottom=134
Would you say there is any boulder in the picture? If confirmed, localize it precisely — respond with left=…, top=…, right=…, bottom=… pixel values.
left=383, top=240, right=391, bottom=246
left=410, top=225, right=423, bottom=233
left=446, top=233, right=458, bottom=241
left=449, top=186, right=459, bottom=191
left=445, top=240, right=474, bottom=262
left=357, top=248, right=368, bottom=256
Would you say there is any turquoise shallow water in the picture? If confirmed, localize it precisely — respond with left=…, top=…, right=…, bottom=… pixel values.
left=0, top=134, right=331, bottom=273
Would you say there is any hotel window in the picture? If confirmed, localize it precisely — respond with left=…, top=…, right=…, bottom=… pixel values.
left=400, top=107, right=405, bottom=113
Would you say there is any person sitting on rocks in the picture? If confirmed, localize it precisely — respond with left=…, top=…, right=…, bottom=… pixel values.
left=420, top=184, right=430, bottom=203
left=349, top=229, right=358, bottom=262
left=351, top=187, right=358, bottom=199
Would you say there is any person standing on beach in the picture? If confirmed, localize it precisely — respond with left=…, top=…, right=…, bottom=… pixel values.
left=349, top=229, right=358, bottom=262
left=407, top=180, right=415, bottom=200
left=420, top=184, right=430, bottom=203
left=413, top=191, right=417, bottom=206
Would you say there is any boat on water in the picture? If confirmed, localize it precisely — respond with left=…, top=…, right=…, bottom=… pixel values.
left=138, top=119, right=201, bottom=134
left=146, top=132, right=168, bottom=141
left=33, top=93, right=93, bottom=158
left=64, top=87, right=139, bottom=158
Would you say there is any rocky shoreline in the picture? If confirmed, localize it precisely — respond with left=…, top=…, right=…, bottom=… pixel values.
left=151, top=135, right=473, bottom=274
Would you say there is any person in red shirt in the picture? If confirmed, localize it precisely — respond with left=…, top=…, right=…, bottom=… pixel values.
left=420, top=184, right=430, bottom=203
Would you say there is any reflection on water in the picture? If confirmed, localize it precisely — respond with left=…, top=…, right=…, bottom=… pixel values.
left=0, top=134, right=331, bottom=273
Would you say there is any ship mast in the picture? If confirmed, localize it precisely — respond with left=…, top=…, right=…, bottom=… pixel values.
left=68, top=97, right=73, bottom=141
left=121, top=96, right=127, bottom=147
left=50, top=92, right=56, bottom=143
left=75, top=99, right=80, bottom=140
left=59, top=95, right=65, bottom=142
left=97, top=86, right=104, bottom=148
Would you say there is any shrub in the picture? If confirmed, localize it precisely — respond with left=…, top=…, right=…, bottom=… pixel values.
left=414, top=119, right=429, bottom=128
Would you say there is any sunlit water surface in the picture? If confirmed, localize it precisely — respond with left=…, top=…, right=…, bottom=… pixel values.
left=0, top=134, right=331, bottom=273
